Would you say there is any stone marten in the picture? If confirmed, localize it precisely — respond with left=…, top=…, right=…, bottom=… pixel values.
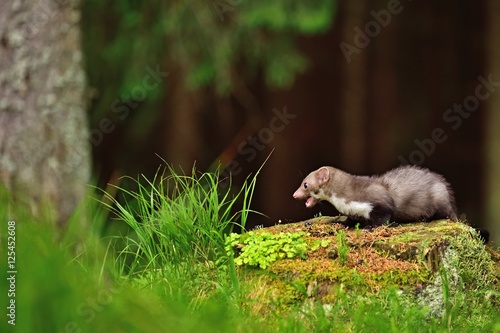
left=293, top=165, right=458, bottom=227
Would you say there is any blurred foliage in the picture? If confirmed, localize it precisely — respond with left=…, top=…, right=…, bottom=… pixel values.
left=82, top=0, right=336, bottom=126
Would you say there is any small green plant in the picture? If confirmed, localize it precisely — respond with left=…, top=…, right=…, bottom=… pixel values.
left=226, top=231, right=310, bottom=269
left=310, top=238, right=332, bottom=251
left=354, top=223, right=362, bottom=237
left=354, top=223, right=365, bottom=258
left=336, top=230, right=349, bottom=265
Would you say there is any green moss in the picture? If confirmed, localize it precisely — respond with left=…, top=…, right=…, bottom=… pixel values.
left=238, top=269, right=306, bottom=315
left=443, top=229, right=496, bottom=290
left=235, top=218, right=499, bottom=316
left=367, top=269, right=432, bottom=289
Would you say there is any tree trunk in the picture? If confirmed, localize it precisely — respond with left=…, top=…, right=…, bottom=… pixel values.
left=0, top=0, right=89, bottom=226
left=367, top=0, right=398, bottom=172
left=485, top=0, right=500, bottom=248
left=339, top=0, right=369, bottom=173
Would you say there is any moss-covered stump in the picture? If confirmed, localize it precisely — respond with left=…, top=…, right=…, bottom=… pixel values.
left=229, top=217, right=499, bottom=317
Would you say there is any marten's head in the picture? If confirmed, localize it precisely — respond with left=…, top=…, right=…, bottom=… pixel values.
left=293, top=167, right=331, bottom=208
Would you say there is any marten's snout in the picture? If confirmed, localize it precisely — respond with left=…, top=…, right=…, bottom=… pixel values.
left=293, top=188, right=304, bottom=200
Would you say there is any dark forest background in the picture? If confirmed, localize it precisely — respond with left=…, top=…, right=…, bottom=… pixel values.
left=81, top=0, right=500, bottom=243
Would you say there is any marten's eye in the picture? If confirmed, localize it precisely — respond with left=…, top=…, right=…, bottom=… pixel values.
left=303, top=182, right=308, bottom=189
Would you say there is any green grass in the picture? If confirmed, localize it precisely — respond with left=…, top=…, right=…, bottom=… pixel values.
left=1, top=167, right=500, bottom=333
left=96, top=165, right=262, bottom=300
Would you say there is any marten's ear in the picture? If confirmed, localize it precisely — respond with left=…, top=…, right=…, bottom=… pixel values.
left=316, top=167, right=330, bottom=185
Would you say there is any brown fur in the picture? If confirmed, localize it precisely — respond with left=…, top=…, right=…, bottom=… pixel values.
left=293, top=165, right=458, bottom=227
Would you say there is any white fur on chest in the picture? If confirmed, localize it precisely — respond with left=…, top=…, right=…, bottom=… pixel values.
left=326, top=193, right=373, bottom=219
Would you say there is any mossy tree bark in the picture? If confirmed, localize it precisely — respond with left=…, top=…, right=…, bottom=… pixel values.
left=0, top=0, right=90, bottom=226
left=232, top=218, right=498, bottom=317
